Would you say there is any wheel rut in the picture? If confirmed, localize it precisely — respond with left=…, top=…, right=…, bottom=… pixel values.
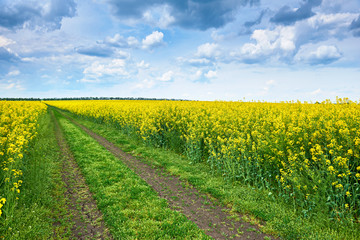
left=52, top=110, right=112, bottom=240
left=57, top=109, right=275, bottom=240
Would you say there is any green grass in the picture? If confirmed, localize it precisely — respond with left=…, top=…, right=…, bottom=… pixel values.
left=1, top=110, right=72, bottom=239
left=55, top=108, right=360, bottom=240
left=54, top=110, right=210, bottom=239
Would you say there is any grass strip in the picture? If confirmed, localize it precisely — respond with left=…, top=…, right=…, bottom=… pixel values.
left=1, top=110, right=72, bottom=239
left=56, top=108, right=360, bottom=240
left=54, top=110, right=210, bottom=239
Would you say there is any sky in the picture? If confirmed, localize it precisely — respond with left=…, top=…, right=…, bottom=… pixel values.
left=0, top=0, right=359, bottom=101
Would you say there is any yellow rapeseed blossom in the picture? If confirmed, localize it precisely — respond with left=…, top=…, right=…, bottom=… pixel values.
left=0, top=100, right=46, bottom=218
left=46, top=98, right=360, bottom=217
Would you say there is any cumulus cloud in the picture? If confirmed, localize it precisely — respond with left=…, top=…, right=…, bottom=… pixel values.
left=102, top=34, right=140, bottom=48
left=0, top=0, right=76, bottom=30
left=231, top=26, right=296, bottom=63
left=158, top=70, right=174, bottom=82
left=270, top=0, right=322, bottom=25
left=137, top=60, right=150, bottom=69
left=106, top=0, right=260, bottom=30
left=142, top=31, right=165, bottom=49
left=295, top=45, right=342, bottom=65
left=232, top=10, right=357, bottom=65
left=295, top=12, right=357, bottom=47
left=196, top=43, right=221, bottom=59
left=142, top=4, right=175, bottom=28
left=81, top=59, right=129, bottom=82
left=204, top=70, right=217, bottom=78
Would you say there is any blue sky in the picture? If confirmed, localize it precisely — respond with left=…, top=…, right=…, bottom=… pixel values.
left=0, top=0, right=359, bottom=101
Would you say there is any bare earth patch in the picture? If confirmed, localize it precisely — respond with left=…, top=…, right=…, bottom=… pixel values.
left=52, top=111, right=112, bottom=240
left=60, top=110, right=275, bottom=240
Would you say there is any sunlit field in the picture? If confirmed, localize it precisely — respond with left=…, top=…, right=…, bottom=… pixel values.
left=48, top=98, right=360, bottom=221
left=0, top=101, right=47, bottom=218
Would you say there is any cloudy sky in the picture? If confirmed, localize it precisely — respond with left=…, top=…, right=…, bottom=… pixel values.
left=0, top=0, right=359, bottom=101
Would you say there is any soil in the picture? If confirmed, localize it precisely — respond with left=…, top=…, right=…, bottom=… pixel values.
left=58, top=110, right=276, bottom=240
left=52, top=111, right=112, bottom=239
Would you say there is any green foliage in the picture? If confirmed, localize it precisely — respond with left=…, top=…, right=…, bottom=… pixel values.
left=62, top=109, right=360, bottom=240
left=56, top=112, right=210, bottom=239
left=1, top=111, right=72, bottom=239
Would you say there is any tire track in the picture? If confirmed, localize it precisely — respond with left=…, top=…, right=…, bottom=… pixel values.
left=56, top=109, right=275, bottom=240
left=52, top=110, right=112, bottom=240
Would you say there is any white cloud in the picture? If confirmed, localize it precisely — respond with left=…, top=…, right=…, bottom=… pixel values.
left=311, top=88, right=322, bottom=95
left=114, top=50, right=130, bottom=59
left=187, top=58, right=212, bottom=66
left=0, top=80, right=24, bottom=90
left=0, top=36, right=15, bottom=47
left=204, top=70, right=217, bottom=78
left=6, top=70, right=20, bottom=76
left=195, top=70, right=202, bottom=78
left=266, top=80, right=276, bottom=85
left=238, top=26, right=296, bottom=62
left=307, top=13, right=356, bottom=30
left=262, top=79, right=277, bottom=94
left=158, top=70, right=174, bottom=82
left=81, top=59, right=129, bottom=82
left=142, top=4, right=175, bottom=28
left=134, top=79, right=155, bottom=89
left=1, top=83, right=15, bottom=90
left=137, top=60, right=150, bottom=68
left=196, top=43, right=220, bottom=59
left=312, top=45, right=341, bottom=59
left=104, top=34, right=140, bottom=48
left=230, top=12, right=357, bottom=65
left=295, top=45, right=342, bottom=65
left=142, top=31, right=165, bottom=49
left=127, top=36, right=140, bottom=48
left=294, top=13, right=358, bottom=46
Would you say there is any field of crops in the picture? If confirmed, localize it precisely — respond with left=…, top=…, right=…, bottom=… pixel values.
left=47, top=99, right=360, bottom=220
left=1, top=99, right=359, bottom=238
left=0, top=101, right=47, bottom=219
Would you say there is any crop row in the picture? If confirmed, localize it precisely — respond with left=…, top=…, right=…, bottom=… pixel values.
left=47, top=99, right=360, bottom=220
left=0, top=101, right=47, bottom=220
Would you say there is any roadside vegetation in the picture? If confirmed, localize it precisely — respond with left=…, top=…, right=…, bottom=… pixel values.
left=54, top=110, right=210, bottom=239
left=2, top=99, right=359, bottom=239
left=49, top=101, right=360, bottom=240
left=0, top=107, right=72, bottom=239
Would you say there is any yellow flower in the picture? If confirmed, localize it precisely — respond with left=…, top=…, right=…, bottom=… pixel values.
left=335, top=184, right=343, bottom=189
left=327, top=166, right=335, bottom=173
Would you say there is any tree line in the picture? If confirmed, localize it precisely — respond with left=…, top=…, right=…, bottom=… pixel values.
left=0, top=97, right=190, bottom=101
